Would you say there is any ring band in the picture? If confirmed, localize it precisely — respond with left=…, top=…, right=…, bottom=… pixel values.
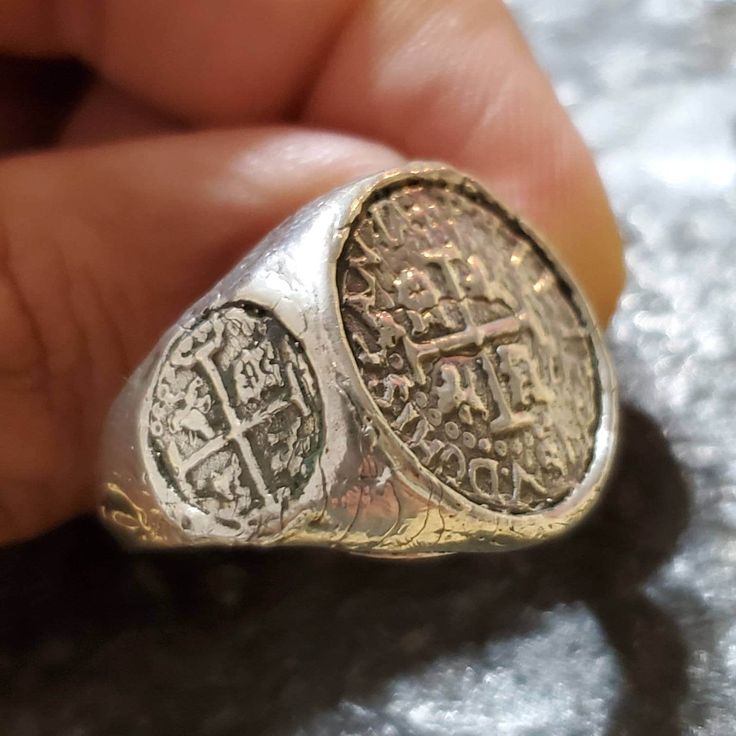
left=98, top=163, right=618, bottom=557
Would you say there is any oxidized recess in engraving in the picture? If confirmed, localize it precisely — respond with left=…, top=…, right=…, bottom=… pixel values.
left=147, top=303, right=322, bottom=532
left=338, top=180, right=599, bottom=513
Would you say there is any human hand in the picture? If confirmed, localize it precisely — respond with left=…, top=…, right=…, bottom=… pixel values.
left=0, top=0, right=623, bottom=544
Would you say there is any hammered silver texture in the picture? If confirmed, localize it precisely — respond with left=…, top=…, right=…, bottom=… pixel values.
left=1, top=1, right=735, bottom=734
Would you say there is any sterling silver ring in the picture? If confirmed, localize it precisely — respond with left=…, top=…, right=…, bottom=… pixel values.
left=98, top=163, right=618, bottom=557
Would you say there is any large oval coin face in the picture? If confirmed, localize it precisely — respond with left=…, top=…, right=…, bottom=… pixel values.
left=337, top=177, right=600, bottom=514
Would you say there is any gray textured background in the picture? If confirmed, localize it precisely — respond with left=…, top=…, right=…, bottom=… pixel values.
left=2, top=1, right=736, bottom=734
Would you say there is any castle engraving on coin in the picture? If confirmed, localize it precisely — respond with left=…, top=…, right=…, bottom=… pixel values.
left=147, top=303, right=323, bottom=531
left=337, top=179, right=600, bottom=513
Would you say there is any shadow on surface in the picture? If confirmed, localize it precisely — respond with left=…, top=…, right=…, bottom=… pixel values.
left=0, top=405, right=696, bottom=736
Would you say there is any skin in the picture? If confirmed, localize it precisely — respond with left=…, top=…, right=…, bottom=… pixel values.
left=0, top=0, right=624, bottom=544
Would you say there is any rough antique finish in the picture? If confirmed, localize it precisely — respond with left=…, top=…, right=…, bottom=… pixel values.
left=99, top=163, right=617, bottom=556
left=338, top=180, right=599, bottom=515
left=147, top=303, right=323, bottom=537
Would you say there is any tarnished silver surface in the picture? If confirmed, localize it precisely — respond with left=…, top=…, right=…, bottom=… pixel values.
left=99, top=165, right=616, bottom=555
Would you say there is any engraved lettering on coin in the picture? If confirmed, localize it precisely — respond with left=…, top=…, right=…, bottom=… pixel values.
left=337, top=180, right=599, bottom=513
left=147, top=303, right=323, bottom=531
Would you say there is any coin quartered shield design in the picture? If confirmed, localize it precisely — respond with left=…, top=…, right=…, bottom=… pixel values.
left=146, top=302, right=323, bottom=533
left=337, top=179, right=600, bottom=514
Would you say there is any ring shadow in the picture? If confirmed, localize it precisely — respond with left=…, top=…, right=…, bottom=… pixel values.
left=0, top=404, right=699, bottom=736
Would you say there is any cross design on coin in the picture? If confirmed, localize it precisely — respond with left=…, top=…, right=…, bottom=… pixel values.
left=399, top=241, right=534, bottom=433
left=144, top=302, right=323, bottom=537
left=164, top=337, right=273, bottom=500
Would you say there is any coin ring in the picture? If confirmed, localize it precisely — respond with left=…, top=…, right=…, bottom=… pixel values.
left=98, top=163, right=618, bottom=556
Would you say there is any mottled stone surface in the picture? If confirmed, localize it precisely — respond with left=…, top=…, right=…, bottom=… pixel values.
left=2, top=1, right=736, bottom=733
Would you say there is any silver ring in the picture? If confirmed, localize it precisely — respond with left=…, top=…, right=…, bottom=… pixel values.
left=98, top=162, right=618, bottom=557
